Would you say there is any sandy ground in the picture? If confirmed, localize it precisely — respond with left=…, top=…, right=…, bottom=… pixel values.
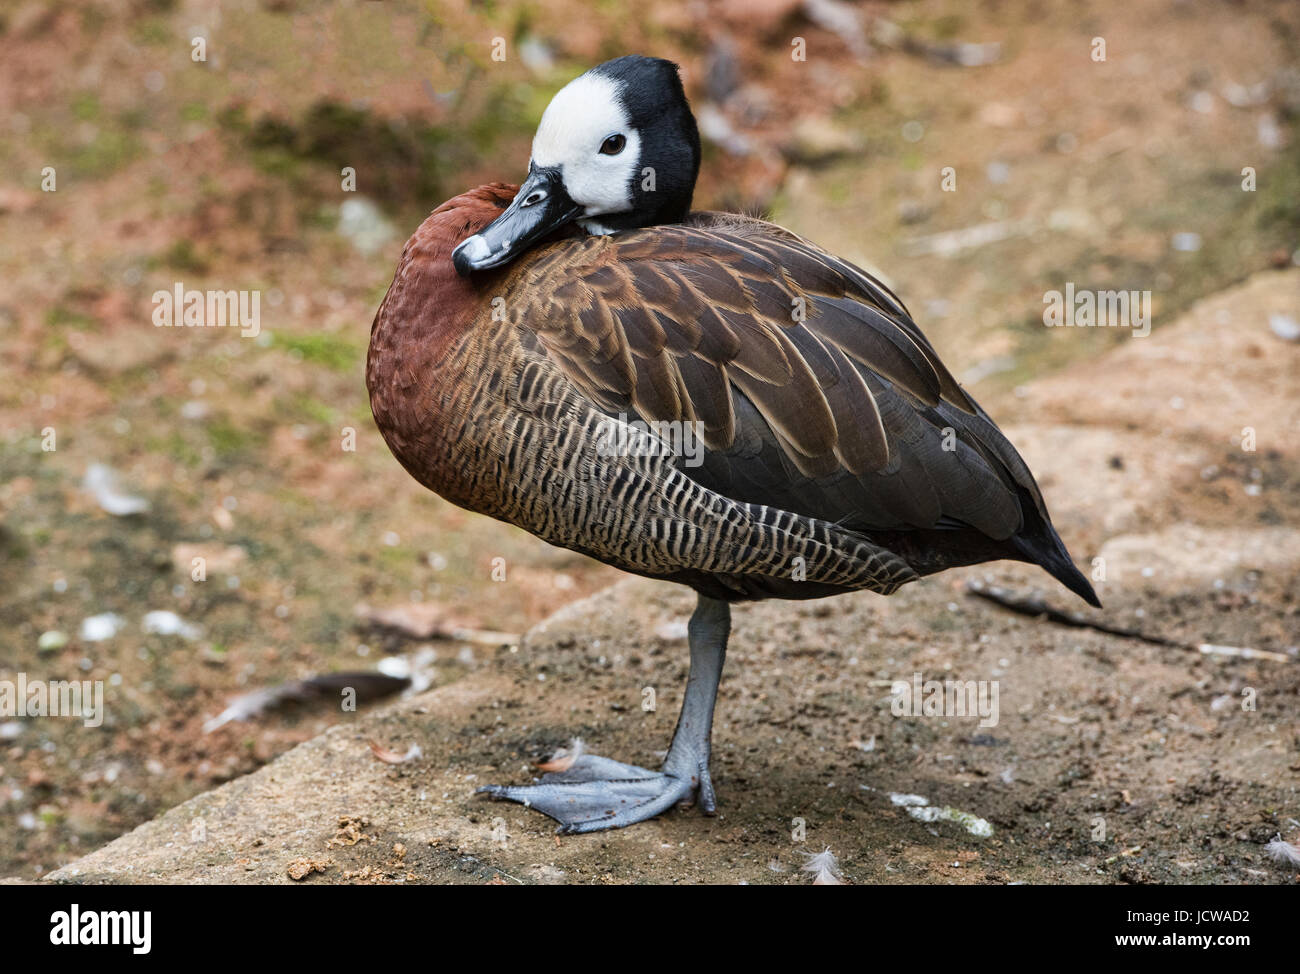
left=40, top=270, right=1300, bottom=885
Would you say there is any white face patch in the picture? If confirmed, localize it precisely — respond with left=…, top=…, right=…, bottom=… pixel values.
left=531, top=72, right=642, bottom=228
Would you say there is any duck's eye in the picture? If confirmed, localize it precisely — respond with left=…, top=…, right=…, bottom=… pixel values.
left=599, top=134, right=627, bottom=156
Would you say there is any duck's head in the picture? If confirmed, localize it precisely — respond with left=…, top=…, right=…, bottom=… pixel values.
left=452, top=55, right=700, bottom=275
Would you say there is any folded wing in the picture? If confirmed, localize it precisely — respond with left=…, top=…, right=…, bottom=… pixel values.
left=508, top=216, right=1051, bottom=543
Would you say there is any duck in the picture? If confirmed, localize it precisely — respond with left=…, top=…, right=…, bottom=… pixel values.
left=366, top=54, right=1099, bottom=834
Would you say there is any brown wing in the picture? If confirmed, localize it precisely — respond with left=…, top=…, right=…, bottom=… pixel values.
left=504, top=215, right=1043, bottom=540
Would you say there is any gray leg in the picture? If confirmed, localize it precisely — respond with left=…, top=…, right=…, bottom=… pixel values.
left=477, top=593, right=731, bottom=834
left=662, top=593, right=730, bottom=812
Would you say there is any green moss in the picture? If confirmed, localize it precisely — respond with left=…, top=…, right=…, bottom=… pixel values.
left=271, top=392, right=341, bottom=432
left=377, top=543, right=415, bottom=570
left=205, top=418, right=267, bottom=459
left=0, top=525, right=30, bottom=562
left=930, top=14, right=967, bottom=39
left=147, top=431, right=203, bottom=469
left=64, top=129, right=143, bottom=180
left=304, top=205, right=336, bottom=231
left=71, top=93, right=100, bottom=121
left=900, top=146, right=926, bottom=171
left=247, top=145, right=304, bottom=181
left=159, top=239, right=210, bottom=274
left=131, top=17, right=171, bottom=47
left=1255, top=145, right=1300, bottom=233
left=45, top=305, right=94, bottom=330
left=273, top=332, right=361, bottom=371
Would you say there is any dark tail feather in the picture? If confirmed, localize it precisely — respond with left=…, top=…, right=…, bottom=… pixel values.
left=1011, top=528, right=1102, bottom=608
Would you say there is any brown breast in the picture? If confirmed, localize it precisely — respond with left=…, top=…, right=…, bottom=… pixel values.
left=365, top=183, right=520, bottom=495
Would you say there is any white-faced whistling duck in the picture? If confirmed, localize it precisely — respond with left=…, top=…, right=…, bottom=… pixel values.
left=366, top=55, right=1100, bottom=834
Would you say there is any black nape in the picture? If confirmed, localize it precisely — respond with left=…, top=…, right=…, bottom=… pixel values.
left=591, top=55, right=701, bottom=229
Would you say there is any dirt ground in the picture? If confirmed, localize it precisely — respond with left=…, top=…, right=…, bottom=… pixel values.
left=1, top=0, right=1298, bottom=882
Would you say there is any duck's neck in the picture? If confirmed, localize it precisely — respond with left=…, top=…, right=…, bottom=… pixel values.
left=579, top=192, right=694, bottom=235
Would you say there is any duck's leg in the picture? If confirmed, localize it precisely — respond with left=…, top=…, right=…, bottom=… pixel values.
left=477, top=593, right=730, bottom=834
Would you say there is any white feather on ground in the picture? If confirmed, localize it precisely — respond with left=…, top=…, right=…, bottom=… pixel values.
left=1265, top=834, right=1300, bottom=867
left=83, top=463, right=149, bottom=516
left=801, top=847, right=845, bottom=885
left=202, top=671, right=410, bottom=733
left=367, top=740, right=423, bottom=764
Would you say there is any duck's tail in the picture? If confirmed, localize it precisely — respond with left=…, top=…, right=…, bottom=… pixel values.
left=1011, top=524, right=1101, bottom=608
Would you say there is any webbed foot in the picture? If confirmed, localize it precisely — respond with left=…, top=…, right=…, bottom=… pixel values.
left=477, top=752, right=713, bottom=834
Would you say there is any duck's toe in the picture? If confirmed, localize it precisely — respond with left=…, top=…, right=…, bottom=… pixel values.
left=476, top=753, right=699, bottom=834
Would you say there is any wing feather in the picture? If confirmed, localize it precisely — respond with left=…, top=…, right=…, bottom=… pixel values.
left=508, top=215, right=1033, bottom=537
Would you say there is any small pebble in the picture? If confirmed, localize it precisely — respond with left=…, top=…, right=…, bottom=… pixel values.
left=38, top=630, right=68, bottom=653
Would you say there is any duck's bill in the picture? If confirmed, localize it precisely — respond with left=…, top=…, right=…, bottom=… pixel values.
left=452, top=170, right=581, bottom=275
